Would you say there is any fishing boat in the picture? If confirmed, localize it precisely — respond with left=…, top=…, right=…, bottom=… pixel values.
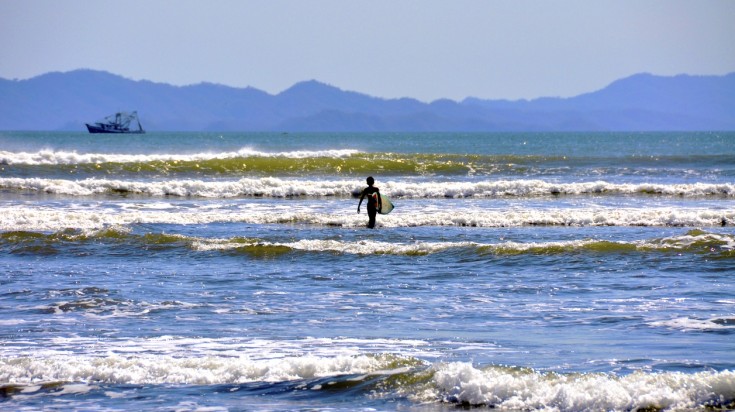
left=86, top=111, right=145, bottom=134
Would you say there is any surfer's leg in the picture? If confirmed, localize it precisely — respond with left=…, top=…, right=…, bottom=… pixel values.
left=367, top=209, right=376, bottom=228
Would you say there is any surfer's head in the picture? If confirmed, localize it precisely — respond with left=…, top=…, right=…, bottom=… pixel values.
left=366, top=176, right=374, bottom=185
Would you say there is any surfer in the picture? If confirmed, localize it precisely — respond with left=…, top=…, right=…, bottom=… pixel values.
left=357, top=176, right=382, bottom=228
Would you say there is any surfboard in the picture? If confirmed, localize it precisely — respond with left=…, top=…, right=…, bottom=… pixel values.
left=378, top=194, right=394, bottom=215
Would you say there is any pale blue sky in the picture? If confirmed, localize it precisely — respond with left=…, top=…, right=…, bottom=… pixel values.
left=1, top=0, right=734, bottom=101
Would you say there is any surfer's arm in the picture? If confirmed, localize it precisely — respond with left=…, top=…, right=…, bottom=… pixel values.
left=357, top=191, right=365, bottom=213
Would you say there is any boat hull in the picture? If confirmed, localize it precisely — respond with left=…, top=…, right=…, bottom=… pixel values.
left=86, top=124, right=145, bottom=134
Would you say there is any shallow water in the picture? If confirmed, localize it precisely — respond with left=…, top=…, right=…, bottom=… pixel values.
left=1, top=131, right=734, bottom=411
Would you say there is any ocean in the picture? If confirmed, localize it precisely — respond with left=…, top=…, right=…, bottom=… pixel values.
left=1, top=131, right=734, bottom=411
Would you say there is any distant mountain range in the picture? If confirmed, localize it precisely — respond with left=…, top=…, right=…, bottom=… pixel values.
left=1, top=69, right=733, bottom=131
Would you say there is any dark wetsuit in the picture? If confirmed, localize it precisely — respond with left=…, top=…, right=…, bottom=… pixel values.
left=359, top=186, right=381, bottom=228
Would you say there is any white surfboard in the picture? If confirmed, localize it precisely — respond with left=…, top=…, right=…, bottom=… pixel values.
left=378, top=194, right=394, bottom=215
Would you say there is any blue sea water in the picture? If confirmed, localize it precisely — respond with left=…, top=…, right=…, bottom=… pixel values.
left=1, top=131, right=734, bottom=411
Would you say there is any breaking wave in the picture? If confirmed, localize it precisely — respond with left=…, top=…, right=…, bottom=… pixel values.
left=426, top=362, right=735, bottom=410
left=1, top=352, right=732, bottom=411
left=3, top=149, right=733, bottom=178
left=0, top=150, right=493, bottom=176
left=2, top=177, right=734, bottom=198
left=2, top=228, right=733, bottom=258
left=1, top=203, right=733, bottom=231
left=2, top=205, right=734, bottom=231
left=0, top=148, right=360, bottom=164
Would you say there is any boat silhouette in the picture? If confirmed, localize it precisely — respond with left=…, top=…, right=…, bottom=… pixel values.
left=86, top=111, right=145, bottom=134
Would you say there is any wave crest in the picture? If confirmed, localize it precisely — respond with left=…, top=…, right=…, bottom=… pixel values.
left=2, top=207, right=734, bottom=231
left=1, top=353, right=732, bottom=410
left=428, top=363, right=735, bottom=410
left=3, top=229, right=733, bottom=257
left=2, top=177, right=734, bottom=198
left=0, top=148, right=360, bottom=165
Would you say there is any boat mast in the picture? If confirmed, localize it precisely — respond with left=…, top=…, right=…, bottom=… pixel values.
left=132, top=111, right=144, bottom=132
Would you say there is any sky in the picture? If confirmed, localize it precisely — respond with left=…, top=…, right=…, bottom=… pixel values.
left=1, top=0, right=734, bottom=102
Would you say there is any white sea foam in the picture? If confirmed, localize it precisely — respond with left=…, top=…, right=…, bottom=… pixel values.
left=191, top=237, right=630, bottom=256
left=1, top=352, right=732, bottom=410
left=2, top=336, right=435, bottom=360
left=427, top=362, right=735, bottom=410
left=1, top=205, right=733, bottom=231
left=650, top=317, right=735, bottom=331
left=0, top=148, right=360, bottom=165
left=387, top=180, right=735, bottom=198
left=0, top=336, right=433, bottom=384
left=0, top=177, right=360, bottom=198
left=642, top=231, right=735, bottom=251
left=0, top=319, right=27, bottom=326
left=2, top=177, right=734, bottom=198
left=191, top=238, right=480, bottom=255
left=0, top=353, right=394, bottom=385
left=198, top=233, right=735, bottom=255
left=3, top=213, right=733, bottom=257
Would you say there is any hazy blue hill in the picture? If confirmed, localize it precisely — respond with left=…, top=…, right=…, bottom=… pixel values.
left=276, top=80, right=378, bottom=118
left=276, top=80, right=427, bottom=119
left=0, top=69, right=732, bottom=131
left=462, top=73, right=735, bottom=130
left=560, top=73, right=735, bottom=126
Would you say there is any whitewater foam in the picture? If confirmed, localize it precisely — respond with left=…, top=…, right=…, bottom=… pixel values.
left=2, top=203, right=733, bottom=232
left=428, top=362, right=735, bottom=410
left=279, top=233, right=735, bottom=256
left=0, top=336, right=435, bottom=385
left=1, top=351, right=732, bottom=410
left=2, top=177, right=734, bottom=198
left=0, top=148, right=360, bottom=165
left=650, top=317, right=735, bottom=332
left=191, top=238, right=479, bottom=255
left=0, top=353, right=401, bottom=385
left=4, top=226, right=734, bottom=257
